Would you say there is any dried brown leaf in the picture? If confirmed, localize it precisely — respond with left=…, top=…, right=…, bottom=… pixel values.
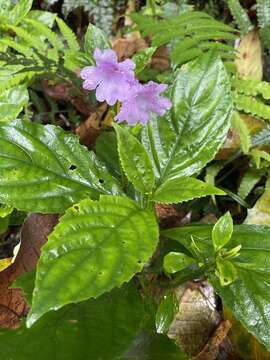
left=0, top=214, right=58, bottom=328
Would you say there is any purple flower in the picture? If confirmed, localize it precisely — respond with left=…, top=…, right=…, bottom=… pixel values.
left=115, top=81, right=172, bottom=125
left=80, top=48, right=136, bottom=105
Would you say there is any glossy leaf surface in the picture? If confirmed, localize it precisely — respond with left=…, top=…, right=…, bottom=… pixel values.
left=0, top=119, right=122, bottom=213
left=28, top=195, right=159, bottom=325
left=153, top=176, right=225, bottom=204
left=141, top=52, right=232, bottom=184
left=115, top=124, right=155, bottom=193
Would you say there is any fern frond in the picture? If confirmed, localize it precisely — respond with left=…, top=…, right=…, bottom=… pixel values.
left=252, top=124, right=270, bottom=147
left=227, top=0, right=253, bottom=35
left=233, top=78, right=270, bottom=99
left=132, top=10, right=237, bottom=66
left=23, top=18, right=63, bottom=51
left=0, top=38, right=34, bottom=58
left=0, top=71, right=33, bottom=93
left=238, top=167, right=263, bottom=199
left=251, top=148, right=270, bottom=168
left=257, top=0, right=270, bottom=49
left=231, top=111, right=251, bottom=153
left=9, top=25, right=46, bottom=52
left=234, top=92, right=270, bottom=121
left=56, top=17, right=80, bottom=51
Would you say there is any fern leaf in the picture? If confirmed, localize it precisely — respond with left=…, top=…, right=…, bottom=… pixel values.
left=257, top=0, right=270, bottom=49
left=133, top=10, right=236, bottom=65
left=234, top=92, right=270, bottom=121
left=252, top=124, right=270, bottom=147
left=231, top=111, right=251, bottom=153
left=251, top=148, right=270, bottom=168
left=8, top=25, right=46, bottom=52
left=238, top=167, right=263, bottom=199
left=56, top=17, right=80, bottom=51
left=23, top=18, right=63, bottom=51
left=233, top=78, right=270, bottom=100
left=227, top=0, right=253, bottom=35
left=0, top=38, right=34, bottom=58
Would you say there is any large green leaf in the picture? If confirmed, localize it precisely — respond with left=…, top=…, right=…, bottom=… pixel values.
left=141, top=52, right=232, bottom=184
left=0, top=119, right=122, bottom=213
left=27, top=195, right=159, bottom=326
left=0, top=86, right=29, bottom=122
left=114, top=124, right=155, bottom=194
left=163, top=224, right=270, bottom=350
left=84, top=23, right=110, bottom=55
left=0, top=283, right=147, bottom=360
left=153, top=177, right=225, bottom=204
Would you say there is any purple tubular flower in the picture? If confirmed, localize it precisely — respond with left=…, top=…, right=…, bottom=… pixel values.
left=80, top=48, right=136, bottom=105
left=115, top=81, right=172, bottom=125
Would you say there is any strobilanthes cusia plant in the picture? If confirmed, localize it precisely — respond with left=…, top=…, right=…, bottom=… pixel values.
left=80, top=48, right=172, bottom=125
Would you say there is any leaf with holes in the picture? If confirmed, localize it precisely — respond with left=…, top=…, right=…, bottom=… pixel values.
left=153, top=177, right=225, bottom=204
left=141, top=51, right=232, bottom=184
left=114, top=124, right=155, bottom=194
left=27, top=195, right=159, bottom=326
left=0, top=119, right=122, bottom=213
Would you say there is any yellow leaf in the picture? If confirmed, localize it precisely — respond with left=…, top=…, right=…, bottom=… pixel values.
left=235, top=29, right=263, bottom=80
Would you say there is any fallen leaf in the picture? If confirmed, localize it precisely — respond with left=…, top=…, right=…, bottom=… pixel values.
left=167, top=282, right=221, bottom=356
left=113, top=36, right=148, bottom=61
left=75, top=103, right=107, bottom=149
left=155, top=204, right=191, bottom=228
left=235, top=29, right=263, bottom=80
left=0, top=214, right=58, bottom=328
left=42, top=81, right=94, bottom=115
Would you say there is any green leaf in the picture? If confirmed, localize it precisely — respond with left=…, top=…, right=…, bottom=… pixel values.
left=231, top=111, right=251, bottom=154
left=156, top=293, right=179, bottom=334
left=84, top=23, right=111, bottom=55
left=153, top=176, right=225, bottom=204
left=96, top=131, right=121, bottom=179
left=141, top=51, right=232, bottom=184
left=8, top=0, right=33, bottom=24
left=12, top=270, right=35, bottom=304
left=212, top=212, right=233, bottom=251
left=164, top=224, right=270, bottom=350
left=27, top=10, right=56, bottom=27
left=114, top=124, right=155, bottom=194
left=238, top=167, right=263, bottom=199
left=27, top=195, right=159, bottom=326
left=216, top=257, right=238, bottom=286
left=251, top=148, right=270, bottom=168
left=0, top=203, right=13, bottom=217
left=163, top=252, right=195, bottom=274
left=56, top=16, right=80, bottom=51
left=0, top=283, right=147, bottom=360
left=0, top=119, right=122, bottom=213
left=0, top=85, right=29, bottom=122
left=125, top=332, right=190, bottom=360
left=132, top=47, right=157, bottom=75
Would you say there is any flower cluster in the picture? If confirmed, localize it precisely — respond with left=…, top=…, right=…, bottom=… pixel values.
left=81, top=48, right=171, bottom=125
